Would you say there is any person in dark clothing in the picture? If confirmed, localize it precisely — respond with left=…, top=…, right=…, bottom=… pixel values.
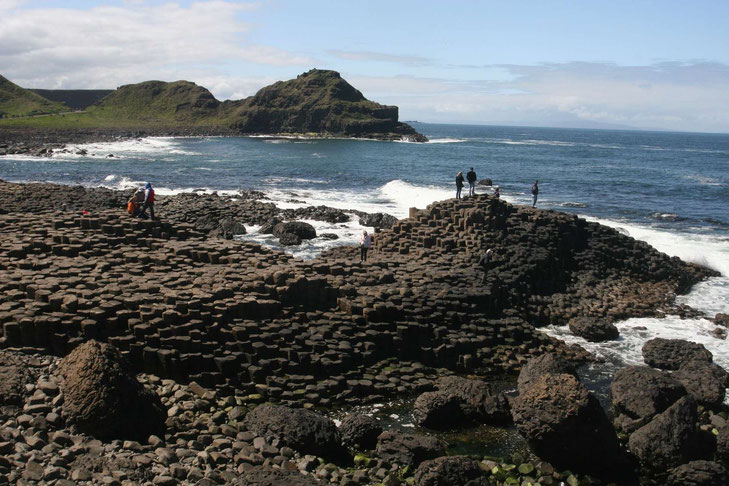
left=455, top=171, right=465, bottom=199
left=477, top=248, right=493, bottom=284
left=493, top=187, right=500, bottom=199
left=531, top=180, right=539, bottom=207
left=466, top=168, right=477, bottom=196
left=138, top=182, right=156, bottom=219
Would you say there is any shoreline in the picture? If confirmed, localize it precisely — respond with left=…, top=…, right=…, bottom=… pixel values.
left=0, top=179, right=726, bottom=484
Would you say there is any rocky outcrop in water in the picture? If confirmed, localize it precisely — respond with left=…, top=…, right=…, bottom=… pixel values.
left=642, top=338, right=713, bottom=370
left=568, top=316, right=619, bottom=341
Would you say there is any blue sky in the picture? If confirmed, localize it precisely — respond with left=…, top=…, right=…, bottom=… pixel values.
left=2, top=0, right=729, bottom=132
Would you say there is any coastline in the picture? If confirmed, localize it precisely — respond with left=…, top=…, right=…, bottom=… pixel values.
left=1, top=179, right=725, bottom=483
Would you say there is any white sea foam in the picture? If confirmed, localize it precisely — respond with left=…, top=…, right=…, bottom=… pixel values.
left=55, top=137, right=199, bottom=159
left=425, top=138, right=468, bottom=144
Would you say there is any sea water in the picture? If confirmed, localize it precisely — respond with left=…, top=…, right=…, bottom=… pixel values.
left=2, top=123, right=728, bottom=397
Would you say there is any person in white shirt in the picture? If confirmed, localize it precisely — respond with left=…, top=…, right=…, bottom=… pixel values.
left=360, top=230, right=372, bottom=262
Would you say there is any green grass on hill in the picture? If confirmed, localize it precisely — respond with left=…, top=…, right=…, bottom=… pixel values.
left=0, top=75, right=68, bottom=118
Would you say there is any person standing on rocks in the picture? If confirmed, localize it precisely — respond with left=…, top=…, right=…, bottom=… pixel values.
left=477, top=248, right=493, bottom=284
left=493, top=187, right=500, bottom=199
left=360, top=230, right=372, bottom=262
left=466, top=168, right=477, bottom=196
left=138, top=182, right=156, bottom=220
left=531, top=180, right=539, bottom=208
left=455, top=171, right=465, bottom=199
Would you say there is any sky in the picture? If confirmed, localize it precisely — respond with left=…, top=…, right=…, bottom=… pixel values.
left=1, top=0, right=729, bottom=133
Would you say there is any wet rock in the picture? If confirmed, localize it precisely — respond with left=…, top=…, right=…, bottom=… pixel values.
left=208, top=218, right=246, bottom=240
left=273, top=221, right=316, bottom=241
left=714, top=313, right=729, bottom=327
left=243, top=404, right=342, bottom=459
left=228, top=465, right=321, bottom=485
left=358, top=212, right=398, bottom=230
left=0, top=351, right=32, bottom=405
left=338, top=414, right=382, bottom=450
left=511, top=373, right=621, bottom=475
left=279, top=233, right=302, bottom=246
left=628, top=395, right=701, bottom=470
left=717, top=421, right=729, bottom=464
left=610, top=365, right=687, bottom=433
left=568, top=316, right=619, bottom=341
left=672, top=360, right=728, bottom=408
left=516, top=353, right=578, bottom=394
left=55, top=340, right=166, bottom=441
left=413, top=456, right=489, bottom=486
left=642, top=338, right=713, bottom=370
left=413, top=376, right=509, bottom=428
left=666, top=460, right=729, bottom=486
left=375, top=431, right=445, bottom=468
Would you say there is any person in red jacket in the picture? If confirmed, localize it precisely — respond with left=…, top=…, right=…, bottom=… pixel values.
left=138, top=182, right=156, bottom=219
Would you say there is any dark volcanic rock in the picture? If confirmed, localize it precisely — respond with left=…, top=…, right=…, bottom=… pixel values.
left=511, top=373, right=622, bottom=475
left=568, top=316, right=619, bottom=341
left=516, top=353, right=578, bottom=394
left=339, top=414, right=382, bottom=450
left=55, top=340, right=166, bottom=441
left=715, top=313, right=729, bottom=327
left=666, top=460, right=729, bottom=486
left=414, top=456, right=489, bottom=486
left=273, top=221, right=316, bottom=240
left=244, top=404, right=342, bottom=458
left=610, top=365, right=687, bottom=433
left=413, top=376, right=509, bottom=428
left=717, top=421, right=729, bottom=463
left=209, top=217, right=246, bottom=239
left=0, top=351, right=32, bottom=405
left=375, top=431, right=445, bottom=468
left=358, top=212, right=398, bottom=230
left=279, top=232, right=302, bottom=246
left=228, top=465, right=320, bottom=485
left=642, top=338, right=713, bottom=370
left=672, top=359, right=728, bottom=408
left=628, top=395, right=701, bottom=470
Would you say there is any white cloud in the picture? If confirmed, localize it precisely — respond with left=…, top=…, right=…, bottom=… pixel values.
left=350, top=62, right=729, bottom=132
left=0, top=1, right=312, bottom=93
left=328, top=50, right=431, bottom=66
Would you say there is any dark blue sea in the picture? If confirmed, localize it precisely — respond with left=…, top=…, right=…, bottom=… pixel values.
left=2, top=123, right=729, bottom=382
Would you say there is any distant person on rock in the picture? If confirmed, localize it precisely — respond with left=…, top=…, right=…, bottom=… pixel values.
left=360, top=230, right=372, bottom=262
left=477, top=248, right=493, bottom=284
left=455, top=171, right=465, bottom=199
left=493, top=187, right=500, bottom=199
left=138, top=182, right=156, bottom=219
left=126, top=187, right=145, bottom=217
left=466, top=168, right=477, bottom=196
left=531, top=180, right=539, bottom=207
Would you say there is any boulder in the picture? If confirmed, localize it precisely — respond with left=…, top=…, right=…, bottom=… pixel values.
left=375, top=431, right=445, bottom=468
left=628, top=395, right=700, bottom=471
left=55, top=340, right=166, bottom=441
left=228, top=465, right=320, bottom=485
left=273, top=221, right=316, bottom=240
left=358, top=212, right=398, bottom=230
left=516, top=353, right=578, bottom=394
left=714, top=313, right=729, bottom=327
left=279, top=233, right=302, bottom=246
left=672, top=360, right=727, bottom=408
left=338, top=414, right=382, bottom=450
left=413, top=376, right=498, bottom=428
left=568, top=316, right=619, bottom=341
left=259, top=218, right=281, bottom=234
left=243, top=404, right=342, bottom=458
left=666, top=460, right=729, bottom=486
left=477, top=178, right=493, bottom=186
left=642, top=338, right=713, bottom=370
left=610, top=366, right=686, bottom=433
left=208, top=217, right=246, bottom=239
left=511, top=373, right=622, bottom=475
left=414, top=456, right=489, bottom=486
left=717, top=422, right=729, bottom=464
left=0, top=351, right=32, bottom=406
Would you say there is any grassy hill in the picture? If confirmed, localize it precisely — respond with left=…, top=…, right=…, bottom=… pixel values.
left=30, top=89, right=114, bottom=111
left=0, top=75, right=68, bottom=118
left=0, top=70, right=426, bottom=141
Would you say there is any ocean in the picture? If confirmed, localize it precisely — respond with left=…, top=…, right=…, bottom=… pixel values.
left=2, top=122, right=728, bottom=402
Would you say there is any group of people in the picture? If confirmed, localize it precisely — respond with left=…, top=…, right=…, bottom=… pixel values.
left=126, top=182, right=156, bottom=219
left=455, top=167, right=478, bottom=199
left=455, top=170, right=539, bottom=208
